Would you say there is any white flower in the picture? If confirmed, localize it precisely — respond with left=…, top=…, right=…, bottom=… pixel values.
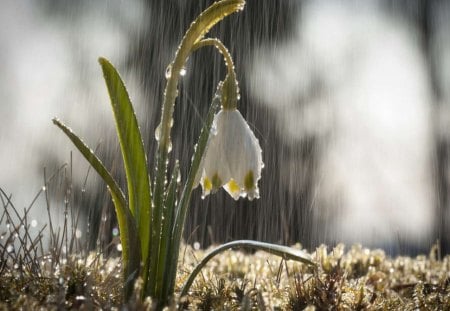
left=196, top=108, right=263, bottom=200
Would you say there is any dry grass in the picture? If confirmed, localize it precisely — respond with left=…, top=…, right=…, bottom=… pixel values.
left=2, top=227, right=450, bottom=310
left=1, top=169, right=449, bottom=310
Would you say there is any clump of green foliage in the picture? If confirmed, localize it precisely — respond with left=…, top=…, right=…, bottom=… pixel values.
left=51, top=0, right=313, bottom=309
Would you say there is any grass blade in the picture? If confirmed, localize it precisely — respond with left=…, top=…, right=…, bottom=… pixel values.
left=180, top=240, right=316, bottom=298
left=99, top=57, right=152, bottom=271
left=52, top=118, right=140, bottom=300
left=157, top=161, right=180, bottom=302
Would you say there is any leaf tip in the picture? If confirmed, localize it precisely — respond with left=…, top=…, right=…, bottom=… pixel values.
left=98, top=56, right=108, bottom=65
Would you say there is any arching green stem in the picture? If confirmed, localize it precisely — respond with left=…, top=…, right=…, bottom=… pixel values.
left=164, top=38, right=241, bottom=298
left=192, top=38, right=239, bottom=110
left=179, top=240, right=316, bottom=298
left=148, top=0, right=245, bottom=298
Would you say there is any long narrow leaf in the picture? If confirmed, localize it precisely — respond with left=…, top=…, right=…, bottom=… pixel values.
left=150, top=0, right=246, bottom=297
left=99, top=57, right=152, bottom=270
left=180, top=240, right=316, bottom=298
left=165, top=89, right=221, bottom=296
left=52, top=118, right=140, bottom=300
left=156, top=161, right=179, bottom=302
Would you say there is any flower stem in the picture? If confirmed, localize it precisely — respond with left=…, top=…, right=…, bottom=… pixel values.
left=164, top=38, right=242, bottom=301
left=192, top=38, right=239, bottom=110
left=147, top=0, right=246, bottom=299
left=165, top=90, right=221, bottom=299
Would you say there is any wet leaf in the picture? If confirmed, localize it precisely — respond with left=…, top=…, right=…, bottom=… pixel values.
left=99, top=58, right=152, bottom=270
left=52, top=118, right=140, bottom=300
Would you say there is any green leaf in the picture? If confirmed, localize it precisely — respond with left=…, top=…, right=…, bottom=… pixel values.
left=165, top=87, right=221, bottom=297
left=98, top=57, right=152, bottom=272
left=150, top=0, right=246, bottom=299
left=156, top=161, right=179, bottom=302
left=52, top=118, right=140, bottom=300
left=180, top=240, right=316, bottom=298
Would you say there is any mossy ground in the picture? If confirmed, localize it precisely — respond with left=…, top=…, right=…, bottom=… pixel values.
left=1, top=242, right=449, bottom=310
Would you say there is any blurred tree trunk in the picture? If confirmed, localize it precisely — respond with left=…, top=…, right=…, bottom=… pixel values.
left=418, top=0, right=449, bottom=254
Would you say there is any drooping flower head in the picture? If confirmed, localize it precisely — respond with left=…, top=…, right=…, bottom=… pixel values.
left=196, top=79, right=263, bottom=200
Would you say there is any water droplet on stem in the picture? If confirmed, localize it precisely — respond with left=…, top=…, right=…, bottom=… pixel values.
left=165, top=64, right=173, bottom=79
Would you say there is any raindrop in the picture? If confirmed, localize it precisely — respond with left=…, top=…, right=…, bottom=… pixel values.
left=193, top=242, right=200, bottom=250
left=75, top=229, right=82, bottom=239
left=6, top=244, right=14, bottom=253
left=165, top=63, right=173, bottom=79
left=180, top=67, right=187, bottom=76
left=13, top=263, right=19, bottom=269
left=210, top=124, right=218, bottom=136
left=31, top=219, right=37, bottom=227
left=42, top=186, right=47, bottom=192
left=117, top=243, right=122, bottom=252
left=155, top=123, right=161, bottom=141
left=112, top=227, right=119, bottom=236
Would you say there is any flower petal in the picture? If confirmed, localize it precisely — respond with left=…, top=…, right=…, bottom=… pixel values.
left=197, top=108, right=263, bottom=200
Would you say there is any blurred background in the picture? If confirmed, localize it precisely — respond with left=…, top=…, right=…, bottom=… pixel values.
left=1, top=0, right=449, bottom=256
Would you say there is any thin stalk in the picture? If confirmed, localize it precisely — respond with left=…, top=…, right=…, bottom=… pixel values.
left=148, top=0, right=245, bottom=298
left=165, top=91, right=221, bottom=297
left=192, top=38, right=239, bottom=110
left=154, top=162, right=179, bottom=304
left=163, top=38, right=239, bottom=297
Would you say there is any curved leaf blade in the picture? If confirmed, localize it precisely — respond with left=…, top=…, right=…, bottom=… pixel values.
left=52, top=118, right=140, bottom=300
left=180, top=240, right=316, bottom=298
left=98, top=57, right=152, bottom=267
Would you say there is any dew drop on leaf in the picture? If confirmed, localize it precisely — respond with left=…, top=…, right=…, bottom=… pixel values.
left=6, top=244, right=14, bottom=253
left=155, top=123, right=161, bottom=141
left=180, top=67, right=187, bottom=76
left=165, top=63, right=172, bottom=79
